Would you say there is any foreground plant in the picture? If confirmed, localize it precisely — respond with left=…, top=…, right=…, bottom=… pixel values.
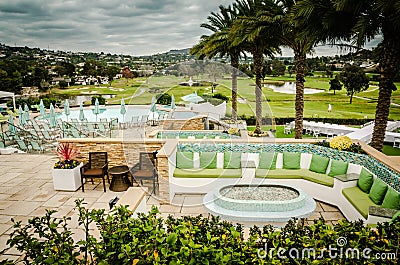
left=54, top=143, right=80, bottom=169
left=2, top=200, right=399, bottom=264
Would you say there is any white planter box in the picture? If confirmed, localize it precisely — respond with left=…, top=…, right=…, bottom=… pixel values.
left=52, top=162, right=83, bottom=191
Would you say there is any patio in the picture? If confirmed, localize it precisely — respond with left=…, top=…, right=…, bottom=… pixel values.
left=0, top=153, right=344, bottom=262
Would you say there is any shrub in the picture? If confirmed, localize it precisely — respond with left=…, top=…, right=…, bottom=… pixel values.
left=156, top=93, right=171, bottom=105
left=91, top=95, right=106, bottom=105
left=3, top=200, right=400, bottom=264
left=54, top=143, right=80, bottom=169
left=330, top=136, right=353, bottom=151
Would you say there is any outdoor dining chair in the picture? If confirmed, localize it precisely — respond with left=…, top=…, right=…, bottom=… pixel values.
left=130, top=151, right=158, bottom=194
left=80, top=152, right=109, bottom=192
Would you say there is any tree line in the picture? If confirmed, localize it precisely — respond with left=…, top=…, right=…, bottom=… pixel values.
left=191, top=0, right=400, bottom=151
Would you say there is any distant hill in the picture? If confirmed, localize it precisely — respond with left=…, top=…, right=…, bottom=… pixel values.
left=167, top=48, right=190, bottom=55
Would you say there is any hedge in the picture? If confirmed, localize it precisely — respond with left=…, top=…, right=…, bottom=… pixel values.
left=2, top=199, right=399, bottom=264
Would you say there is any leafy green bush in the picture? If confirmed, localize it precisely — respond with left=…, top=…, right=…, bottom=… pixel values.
left=2, top=200, right=399, bottom=264
left=212, top=93, right=229, bottom=101
left=156, top=93, right=171, bottom=105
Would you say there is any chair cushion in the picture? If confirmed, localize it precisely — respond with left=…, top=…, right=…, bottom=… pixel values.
left=176, top=152, right=193, bottom=169
left=200, top=152, right=217, bottom=169
left=391, top=211, right=400, bottom=223
left=342, top=187, right=378, bottom=219
left=283, top=152, right=301, bottom=169
left=357, top=168, right=374, bottom=193
left=255, top=169, right=334, bottom=187
left=258, top=152, right=277, bottom=170
left=173, top=168, right=241, bottom=178
left=133, top=169, right=154, bottom=178
left=224, top=152, right=241, bottom=169
left=368, top=178, right=388, bottom=204
left=309, top=154, right=330, bottom=174
left=83, top=168, right=103, bottom=176
left=382, top=188, right=400, bottom=210
left=328, top=159, right=349, bottom=177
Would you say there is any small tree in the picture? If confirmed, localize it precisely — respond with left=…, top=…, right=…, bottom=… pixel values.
left=339, top=65, right=369, bottom=104
left=121, top=66, right=134, bottom=83
left=329, top=76, right=342, bottom=95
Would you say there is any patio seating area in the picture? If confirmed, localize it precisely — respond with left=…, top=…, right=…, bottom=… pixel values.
left=0, top=153, right=344, bottom=262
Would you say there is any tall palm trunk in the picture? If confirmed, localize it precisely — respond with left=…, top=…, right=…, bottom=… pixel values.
left=231, top=53, right=239, bottom=120
left=294, top=52, right=306, bottom=139
left=253, top=49, right=264, bottom=134
left=370, top=37, right=400, bottom=151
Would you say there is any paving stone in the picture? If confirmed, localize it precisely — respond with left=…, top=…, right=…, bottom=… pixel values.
left=320, top=202, right=339, bottom=212
left=42, top=194, right=71, bottom=208
left=321, top=211, right=345, bottom=221
left=183, top=195, right=205, bottom=206
left=159, top=204, right=182, bottom=213
left=0, top=201, right=42, bottom=216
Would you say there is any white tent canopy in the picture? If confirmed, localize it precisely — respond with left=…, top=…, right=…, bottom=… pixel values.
left=0, top=91, right=16, bottom=110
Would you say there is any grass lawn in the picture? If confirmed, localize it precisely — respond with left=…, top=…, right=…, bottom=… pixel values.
left=382, top=144, right=400, bottom=156
left=52, top=74, right=400, bottom=120
left=247, top=125, right=316, bottom=139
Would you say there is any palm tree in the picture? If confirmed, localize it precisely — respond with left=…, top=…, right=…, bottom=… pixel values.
left=295, top=0, right=400, bottom=151
left=190, top=5, right=242, bottom=120
left=230, top=0, right=281, bottom=134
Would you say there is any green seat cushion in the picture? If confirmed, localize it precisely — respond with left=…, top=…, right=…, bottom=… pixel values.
left=199, top=152, right=217, bottom=169
left=176, top=152, right=193, bottom=169
left=258, top=152, right=277, bottom=170
left=173, top=168, right=241, bottom=178
left=255, top=169, right=333, bottom=187
left=382, top=188, right=400, bottom=210
left=391, top=211, right=400, bottom=223
left=283, top=152, right=301, bottom=169
left=357, top=168, right=374, bottom=193
left=369, top=178, right=388, bottom=204
left=343, top=187, right=378, bottom=219
left=302, top=171, right=334, bottom=187
left=328, top=159, right=349, bottom=177
left=224, top=152, right=241, bottom=169
left=255, top=169, right=304, bottom=179
left=309, top=155, right=330, bottom=174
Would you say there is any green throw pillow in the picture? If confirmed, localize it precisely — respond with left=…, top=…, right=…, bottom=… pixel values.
left=328, top=160, right=349, bottom=177
left=200, top=152, right=217, bottom=169
left=176, top=152, right=193, bottom=169
left=258, top=152, right=277, bottom=170
left=358, top=168, right=374, bottom=193
left=224, top=152, right=241, bottom=169
left=283, top=152, right=301, bottom=169
left=368, top=178, right=388, bottom=204
left=382, top=188, right=400, bottom=210
left=309, top=155, right=330, bottom=174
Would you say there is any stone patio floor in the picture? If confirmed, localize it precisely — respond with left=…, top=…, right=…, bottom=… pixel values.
left=0, top=153, right=344, bottom=262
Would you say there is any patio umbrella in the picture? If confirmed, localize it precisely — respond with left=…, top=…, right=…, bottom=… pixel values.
left=24, top=104, right=30, bottom=122
left=18, top=105, right=26, bottom=127
left=120, top=98, right=126, bottom=122
left=39, top=99, right=46, bottom=117
left=93, top=98, right=100, bottom=122
left=148, top=96, right=159, bottom=124
left=181, top=91, right=204, bottom=104
left=49, top=103, right=56, bottom=128
left=171, top=94, right=176, bottom=110
left=79, top=102, right=85, bottom=121
left=8, top=114, right=16, bottom=133
left=64, top=99, right=70, bottom=121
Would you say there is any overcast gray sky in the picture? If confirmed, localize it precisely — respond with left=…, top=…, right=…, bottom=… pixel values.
left=0, top=0, right=380, bottom=57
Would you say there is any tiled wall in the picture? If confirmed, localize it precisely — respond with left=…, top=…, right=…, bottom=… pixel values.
left=157, top=131, right=240, bottom=139
left=178, top=143, right=400, bottom=192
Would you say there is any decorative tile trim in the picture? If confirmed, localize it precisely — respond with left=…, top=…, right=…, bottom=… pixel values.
left=157, top=131, right=240, bottom=139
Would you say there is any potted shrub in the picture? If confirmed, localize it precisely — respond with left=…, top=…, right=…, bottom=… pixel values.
left=52, top=143, right=83, bottom=191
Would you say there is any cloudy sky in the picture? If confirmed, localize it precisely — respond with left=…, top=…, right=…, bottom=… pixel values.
left=1, top=0, right=380, bottom=57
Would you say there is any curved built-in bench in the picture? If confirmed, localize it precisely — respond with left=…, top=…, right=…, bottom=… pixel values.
left=169, top=150, right=400, bottom=224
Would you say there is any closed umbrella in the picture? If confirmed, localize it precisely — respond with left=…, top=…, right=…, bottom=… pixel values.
left=120, top=98, right=126, bottom=122
left=8, top=114, right=16, bottom=133
left=148, top=96, right=159, bottom=125
left=171, top=94, right=176, bottom=109
left=93, top=98, right=100, bottom=122
left=49, top=103, right=56, bottom=128
left=79, top=103, right=85, bottom=121
left=39, top=99, right=46, bottom=117
left=24, top=104, right=30, bottom=122
left=18, top=106, right=26, bottom=127
left=64, top=99, right=70, bottom=121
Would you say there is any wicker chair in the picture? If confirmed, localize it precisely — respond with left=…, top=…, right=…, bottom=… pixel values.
left=130, top=152, right=158, bottom=194
left=80, top=152, right=109, bottom=192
